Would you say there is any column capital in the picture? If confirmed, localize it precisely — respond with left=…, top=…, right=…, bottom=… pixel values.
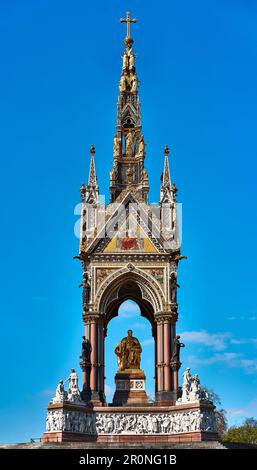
left=83, top=312, right=103, bottom=323
left=155, top=311, right=177, bottom=323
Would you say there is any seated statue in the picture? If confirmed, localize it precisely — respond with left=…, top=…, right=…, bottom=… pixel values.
left=52, top=380, right=68, bottom=403
left=115, top=329, right=142, bottom=371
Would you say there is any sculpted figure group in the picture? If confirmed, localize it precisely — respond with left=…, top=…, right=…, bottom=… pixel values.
left=119, top=48, right=138, bottom=93
left=51, top=368, right=82, bottom=404
left=46, top=409, right=216, bottom=435
left=178, top=368, right=210, bottom=404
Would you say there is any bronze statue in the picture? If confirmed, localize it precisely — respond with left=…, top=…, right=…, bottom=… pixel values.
left=79, top=273, right=91, bottom=310
left=171, top=335, right=185, bottom=363
left=170, top=272, right=180, bottom=303
left=115, top=329, right=142, bottom=371
left=80, top=336, right=92, bottom=363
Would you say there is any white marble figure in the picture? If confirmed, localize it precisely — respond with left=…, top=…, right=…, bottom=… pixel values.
left=181, top=368, right=191, bottom=403
left=66, top=368, right=82, bottom=403
left=51, top=380, right=68, bottom=403
left=189, top=374, right=201, bottom=402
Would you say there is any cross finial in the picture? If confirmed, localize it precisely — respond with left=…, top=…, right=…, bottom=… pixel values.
left=120, top=11, right=137, bottom=39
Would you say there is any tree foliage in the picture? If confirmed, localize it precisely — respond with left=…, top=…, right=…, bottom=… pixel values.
left=222, top=418, right=257, bottom=444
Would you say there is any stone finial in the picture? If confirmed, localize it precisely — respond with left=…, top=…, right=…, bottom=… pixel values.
left=90, top=144, right=95, bottom=155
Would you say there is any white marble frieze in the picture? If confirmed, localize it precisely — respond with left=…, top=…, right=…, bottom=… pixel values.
left=45, top=409, right=216, bottom=435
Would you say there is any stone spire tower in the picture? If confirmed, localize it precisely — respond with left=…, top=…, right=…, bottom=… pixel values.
left=109, top=12, right=149, bottom=203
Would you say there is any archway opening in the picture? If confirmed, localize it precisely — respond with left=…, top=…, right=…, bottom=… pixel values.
left=104, top=299, right=155, bottom=404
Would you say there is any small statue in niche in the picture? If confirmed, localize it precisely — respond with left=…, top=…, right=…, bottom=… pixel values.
left=113, top=134, right=121, bottom=157
left=110, top=167, right=115, bottom=184
left=79, top=272, right=91, bottom=310
left=170, top=272, right=180, bottom=303
left=125, top=129, right=134, bottom=154
left=142, top=168, right=148, bottom=183
left=138, top=135, right=145, bottom=157
left=126, top=166, right=134, bottom=185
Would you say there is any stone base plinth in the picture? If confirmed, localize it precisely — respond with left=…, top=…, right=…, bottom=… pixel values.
left=41, top=401, right=218, bottom=444
left=112, top=369, right=148, bottom=406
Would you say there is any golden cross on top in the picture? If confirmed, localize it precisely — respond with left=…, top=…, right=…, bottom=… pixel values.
left=120, top=11, right=137, bottom=38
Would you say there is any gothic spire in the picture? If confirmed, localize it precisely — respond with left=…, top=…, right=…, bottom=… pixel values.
left=160, top=145, right=176, bottom=203
left=85, top=144, right=99, bottom=204
left=88, top=145, right=98, bottom=189
left=162, top=145, right=171, bottom=189
left=109, top=12, right=149, bottom=203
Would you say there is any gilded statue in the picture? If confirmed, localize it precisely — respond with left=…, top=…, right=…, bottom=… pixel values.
left=125, top=130, right=134, bottom=154
left=113, top=133, right=121, bottom=157
left=115, top=330, right=142, bottom=371
left=138, top=135, right=145, bottom=157
left=119, top=74, right=127, bottom=93
left=130, top=73, right=138, bottom=92
left=122, top=51, right=129, bottom=70
left=128, top=49, right=135, bottom=69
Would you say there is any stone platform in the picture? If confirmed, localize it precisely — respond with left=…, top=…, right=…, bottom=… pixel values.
left=112, top=369, right=148, bottom=405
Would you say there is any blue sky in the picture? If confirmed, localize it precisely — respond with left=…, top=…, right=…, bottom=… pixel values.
left=0, top=0, right=257, bottom=443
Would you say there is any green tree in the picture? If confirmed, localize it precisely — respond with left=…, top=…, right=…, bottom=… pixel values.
left=222, top=418, right=257, bottom=444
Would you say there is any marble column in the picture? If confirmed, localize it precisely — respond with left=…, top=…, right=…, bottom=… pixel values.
left=156, top=318, right=163, bottom=395
left=170, top=318, right=181, bottom=401
left=83, top=314, right=105, bottom=405
left=163, top=320, right=171, bottom=391
left=155, top=313, right=175, bottom=404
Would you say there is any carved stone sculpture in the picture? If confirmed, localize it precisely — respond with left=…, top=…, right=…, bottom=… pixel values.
left=178, top=368, right=211, bottom=405
left=51, top=380, right=68, bottom=403
left=65, top=368, right=82, bottom=403
left=45, top=409, right=216, bottom=435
